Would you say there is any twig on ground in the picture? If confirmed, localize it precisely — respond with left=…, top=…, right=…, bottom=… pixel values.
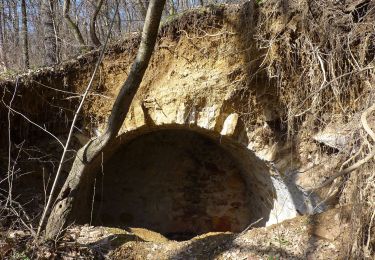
left=239, top=217, right=264, bottom=235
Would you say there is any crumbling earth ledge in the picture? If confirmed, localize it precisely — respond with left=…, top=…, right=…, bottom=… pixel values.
left=42, top=1, right=324, bottom=241
left=0, top=0, right=374, bottom=258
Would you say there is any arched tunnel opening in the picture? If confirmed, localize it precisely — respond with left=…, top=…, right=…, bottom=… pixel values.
left=91, top=128, right=277, bottom=241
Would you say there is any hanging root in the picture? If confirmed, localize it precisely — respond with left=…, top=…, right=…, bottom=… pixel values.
left=254, top=0, right=375, bottom=256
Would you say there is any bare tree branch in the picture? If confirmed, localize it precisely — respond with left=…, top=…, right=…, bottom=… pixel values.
left=35, top=2, right=120, bottom=240
left=63, top=0, right=87, bottom=51
left=90, top=0, right=105, bottom=47
left=312, top=102, right=375, bottom=190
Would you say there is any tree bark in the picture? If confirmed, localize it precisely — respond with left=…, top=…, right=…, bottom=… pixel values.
left=124, top=1, right=132, bottom=33
left=169, top=0, right=176, bottom=15
left=44, top=0, right=166, bottom=241
left=21, top=0, right=29, bottom=69
left=63, top=0, right=87, bottom=51
left=12, top=0, right=19, bottom=50
left=90, top=0, right=104, bottom=47
left=115, top=0, right=122, bottom=34
left=42, top=0, right=57, bottom=66
left=137, top=0, right=148, bottom=20
left=0, top=2, right=8, bottom=71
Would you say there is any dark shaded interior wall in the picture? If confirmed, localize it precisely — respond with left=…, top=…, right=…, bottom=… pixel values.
left=92, top=129, right=274, bottom=239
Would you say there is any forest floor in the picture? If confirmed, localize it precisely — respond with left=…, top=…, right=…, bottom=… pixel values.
left=0, top=206, right=351, bottom=259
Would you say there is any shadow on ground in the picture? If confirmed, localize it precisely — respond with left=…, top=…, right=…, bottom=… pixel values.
left=168, top=232, right=305, bottom=260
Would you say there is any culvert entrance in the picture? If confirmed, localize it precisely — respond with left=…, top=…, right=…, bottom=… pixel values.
left=92, top=128, right=275, bottom=240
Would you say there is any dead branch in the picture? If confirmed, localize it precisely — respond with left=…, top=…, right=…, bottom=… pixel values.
left=7, top=77, right=19, bottom=205
left=312, top=102, right=375, bottom=190
left=361, top=103, right=375, bottom=142
left=0, top=193, right=35, bottom=236
left=36, top=2, right=120, bottom=239
left=2, top=104, right=64, bottom=148
left=42, top=0, right=166, bottom=241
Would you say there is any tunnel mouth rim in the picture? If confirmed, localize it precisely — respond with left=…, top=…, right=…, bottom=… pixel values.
left=85, top=125, right=278, bottom=240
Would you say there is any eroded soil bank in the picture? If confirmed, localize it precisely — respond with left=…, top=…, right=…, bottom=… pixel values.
left=0, top=1, right=374, bottom=259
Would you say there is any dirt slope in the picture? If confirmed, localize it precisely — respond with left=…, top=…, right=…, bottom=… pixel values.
left=0, top=2, right=374, bottom=259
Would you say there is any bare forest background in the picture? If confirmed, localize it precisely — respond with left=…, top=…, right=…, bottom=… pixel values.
left=0, top=0, right=243, bottom=73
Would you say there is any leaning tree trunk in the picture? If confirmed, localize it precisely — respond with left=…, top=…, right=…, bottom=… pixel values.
left=44, top=0, right=166, bottom=240
left=21, top=0, right=29, bottom=69
left=90, top=0, right=104, bottom=47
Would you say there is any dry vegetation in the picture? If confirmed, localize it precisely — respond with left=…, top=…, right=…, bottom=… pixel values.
left=254, top=0, right=375, bottom=257
left=0, top=1, right=374, bottom=259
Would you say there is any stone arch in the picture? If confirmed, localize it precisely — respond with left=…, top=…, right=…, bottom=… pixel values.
left=82, top=124, right=291, bottom=240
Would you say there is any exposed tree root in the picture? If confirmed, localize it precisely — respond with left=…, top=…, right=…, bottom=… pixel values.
left=313, top=102, right=375, bottom=190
